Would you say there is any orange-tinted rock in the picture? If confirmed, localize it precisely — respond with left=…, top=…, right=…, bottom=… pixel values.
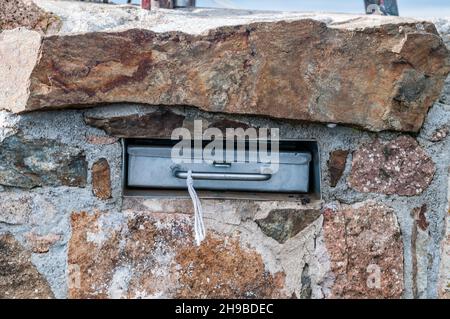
left=174, top=236, right=285, bottom=299
left=1, top=4, right=449, bottom=132
left=0, top=0, right=60, bottom=33
left=85, top=135, right=118, bottom=145
left=85, top=109, right=184, bottom=139
left=68, top=211, right=121, bottom=299
left=256, top=209, right=321, bottom=244
left=328, top=150, right=349, bottom=188
left=24, top=232, right=61, bottom=254
left=68, top=211, right=287, bottom=299
left=91, top=159, right=111, bottom=200
left=0, top=233, right=54, bottom=299
left=323, top=201, right=404, bottom=299
left=348, top=136, right=436, bottom=196
left=412, top=205, right=429, bottom=232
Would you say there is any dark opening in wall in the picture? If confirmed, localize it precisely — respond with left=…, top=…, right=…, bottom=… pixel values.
left=122, top=139, right=321, bottom=201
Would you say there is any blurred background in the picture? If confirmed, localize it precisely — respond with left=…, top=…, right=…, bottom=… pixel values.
left=112, top=0, right=449, bottom=18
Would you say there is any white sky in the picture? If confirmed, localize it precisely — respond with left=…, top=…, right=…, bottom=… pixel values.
left=116, top=0, right=450, bottom=18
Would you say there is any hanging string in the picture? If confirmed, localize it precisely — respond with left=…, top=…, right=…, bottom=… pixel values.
left=186, top=170, right=206, bottom=246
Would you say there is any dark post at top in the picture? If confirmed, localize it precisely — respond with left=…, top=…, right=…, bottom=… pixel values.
left=365, top=0, right=399, bottom=16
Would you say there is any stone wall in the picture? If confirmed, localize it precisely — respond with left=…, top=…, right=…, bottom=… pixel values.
left=0, top=0, right=450, bottom=299
left=0, top=92, right=449, bottom=298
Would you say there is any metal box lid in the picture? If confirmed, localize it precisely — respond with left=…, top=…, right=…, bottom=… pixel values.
left=127, top=146, right=312, bottom=165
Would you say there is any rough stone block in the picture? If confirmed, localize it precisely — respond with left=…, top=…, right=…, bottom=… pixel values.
left=1, top=1, right=449, bottom=132
left=348, top=136, right=435, bottom=196
left=0, top=135, right=87, bottom=189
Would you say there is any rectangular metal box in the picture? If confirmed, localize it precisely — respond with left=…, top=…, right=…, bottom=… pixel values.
left=127, top=144, right=312, bottom=193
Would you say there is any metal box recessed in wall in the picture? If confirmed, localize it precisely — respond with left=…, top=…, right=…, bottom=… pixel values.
left=124, top=140, right=320, bottom=197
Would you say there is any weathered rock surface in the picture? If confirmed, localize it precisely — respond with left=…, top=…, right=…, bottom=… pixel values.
left=411, top=205, right=430, bottom=298
left=84, top=105, right=259, bottom=138
left=68, top=210, right=287, bottom=299
left=85, top=135, right=118, bottom=145
left=429, top=126, right=449, bottom=142
left=85, top=108, right=185, bottom=139
left=323, top=201, right=404, bottom=299
left=0, top=193, right=33, bottom=225
left=439, top=171, right=450, bottom=299
left=0, top=233, right=54, bottom=299
left=0, top=0, right=60, bottom=33
left=24, top=232, right=61, bottom=254
left=1, top=1, right=449, bottom=132
left=328, top=150, right=349, bottom=188
left=256, top=209, right=321, bottom=244
left=0, top=135, right=87, bottom=189
left=348, top=136, right=436, bottom=196
left=91, top=158, right=112, bottom=200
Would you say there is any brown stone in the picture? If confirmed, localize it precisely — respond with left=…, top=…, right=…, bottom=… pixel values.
left=0, top=0, right=60, bottom=33
left=1, top=4, right=449, bottom=132
left=91, top=158, right=112, bottom=200
left=85, top=109, right=185, bottom=138
left=174, top=236, right=285, bottom=299
left=208, top=118, right=253, bottom=132
left=24, top=232, right=61, bottom=254
left=0, top=135, right=88, bottom=189
left=328, top=150, right=349, bottom=188
left=429, top=126, right=449, bottom=142
left=85, top=135, right=119, bottom=145
left=322, top=201, right=404, bottom=299
left=256, top=209, right=321, bottom=244
left=348, top=136, right=436, bottom=196
left=68, top=211, right=286, bottom=299
left=412, top=205, right=429, bottom=232
left=0, top=233, right=54, bottom=299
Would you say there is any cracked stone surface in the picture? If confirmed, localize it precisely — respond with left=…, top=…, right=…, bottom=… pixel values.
left=0, top=135, right=87, bottom=189
left=348, top=136, right=436, bottom=196
left=0, top=193, right=33, bottom=225
left=323, top=201, right=404, bottom=299
left=91, top=158, right=112, bottom=200
left=0, top=233, right=54, bottom=299
left=66, top=198, right=327, bottom=299
left=1, top=0, right=449, bottom=132
left=439, top=171, right=450, bottom=299
left=328, top=150, right=349, bottom=188
left=255, top=209, right=321, bottom=244
left=68, top=210, right=287, bottom=299
left=0, top=0, right=60, bottom=33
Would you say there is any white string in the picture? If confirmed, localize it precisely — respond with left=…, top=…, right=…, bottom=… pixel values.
left=186, top=170, right=206, bottom=246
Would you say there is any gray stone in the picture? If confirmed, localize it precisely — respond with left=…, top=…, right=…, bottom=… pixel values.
left=0, top=233, right=54, bottom=299
left=256, top=209, right=321, bottom=244
left=0, top=135, right=87, bottom=189
left=85, top=108, right=185, bottom=138
left=348, top=136, right=436, bottom=196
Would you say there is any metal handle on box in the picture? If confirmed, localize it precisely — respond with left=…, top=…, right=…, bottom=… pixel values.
left=174, top=171, right=272, bottom=181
